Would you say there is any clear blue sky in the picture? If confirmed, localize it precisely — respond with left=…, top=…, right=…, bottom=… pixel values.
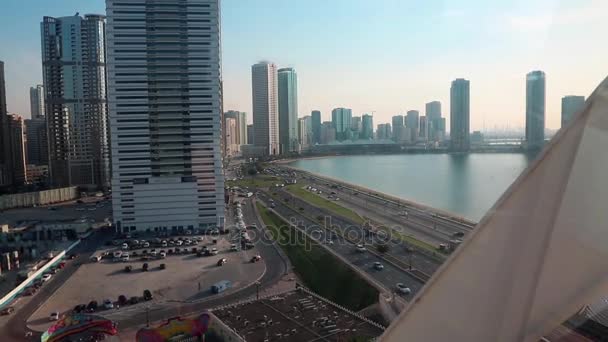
left=0, top=0, right=605, bottom=130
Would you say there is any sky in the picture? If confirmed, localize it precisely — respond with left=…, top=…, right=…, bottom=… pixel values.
left=0, top=0, right=605, bottom=131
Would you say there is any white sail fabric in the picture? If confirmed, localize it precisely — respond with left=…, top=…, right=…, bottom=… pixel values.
left=380, top=77, right=608, bottom=342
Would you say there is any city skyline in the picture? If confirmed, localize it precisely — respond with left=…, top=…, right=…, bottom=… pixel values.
left=0, top=0, right=604, bottom=131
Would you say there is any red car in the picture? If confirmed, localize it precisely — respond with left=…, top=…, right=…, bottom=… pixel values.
left=58, top=262, right=66, bottom=269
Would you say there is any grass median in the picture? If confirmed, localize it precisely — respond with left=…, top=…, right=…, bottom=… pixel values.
left=226, top=175, right=279, bottom=188
left=256, top=202, right=378, bottom=311
left=285, top=184, right=365, bottom=225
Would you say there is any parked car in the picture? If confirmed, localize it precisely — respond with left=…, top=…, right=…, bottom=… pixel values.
left=210, top=248, right=218, bottom=255
left=217, top=258, right=228, bottom=266
left=396, top=283, right=412, bottom=295
left=142, top=263, right=149, bottom=271
left=159, top=252, right=166, bottom=258
left=68, top=254, right=77, bottom=260
left=41, top=273, right=52, bottom=282
left=118, top=295, right=127, bottom=306
left=49, top=312, right=60, bottom=321
left=129, top=296, right=139, bottom=305
left=1, top=307, right=15, bottom=315
left=143, top=242, right=150, bottom=248
left=23, top=287, right=37, bottom=296
left=230, top=244, right=239, bottom=252
left=122, top=243, right=129, bottom=250
left=124, top=265, right=133, bottom=272
left=159, top=263, right=166, bottom=270
left=143, top=289, right=153, bottom=301
left=250, top=255, right=262, bottom=263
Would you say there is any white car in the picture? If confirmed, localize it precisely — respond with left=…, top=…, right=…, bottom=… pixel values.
left=356, top=244, right=366, bottom=253
left=121, top=254, right=130, bottom=262
left=210, top=248, right=218, bottom=255
left=396, top=283, right=411, bottom=295
left=230, top=244, right=239, bottom=252
left=103, top=299, right=114, bottom=309
left=122, top=243, right=129, bottom=250
left=49, top=312, right=60, bottom=321
left=159, top=252, right=166, bottom=258
left=143, top=242, right=150, bottom=248
left=41, top=274, right=52, bottom=282
left=373, top=262, right=384, bottom=270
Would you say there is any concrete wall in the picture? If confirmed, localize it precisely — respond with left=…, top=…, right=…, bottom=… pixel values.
left=0, top=186, right=78, bottom=210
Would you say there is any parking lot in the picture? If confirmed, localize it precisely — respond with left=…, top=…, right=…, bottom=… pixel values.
left=26, top=234, right=265, bottom=332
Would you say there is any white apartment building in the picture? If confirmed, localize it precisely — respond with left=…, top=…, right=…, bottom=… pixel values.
left=106, top=0, right=225, bottom=233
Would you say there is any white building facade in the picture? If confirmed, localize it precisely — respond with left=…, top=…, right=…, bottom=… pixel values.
left=106, top=0, right=225, bottom=233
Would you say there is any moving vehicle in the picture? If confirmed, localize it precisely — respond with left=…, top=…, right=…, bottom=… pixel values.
left=90, top=255, right=102, bottom=262
left=103, top=299, right=114, bottom=309
left=356, top=244, right=366, bottom=253
left=211, top=280, right=232, bottom=294
left=41, top=273, right=52, bottom=282
left=50, top=312, right=60, bottom=321
left=396, top=283, right=412, bottom=295
left=373, top=262, right=384, bottom=270
left=250, top=255, right=262, bottom=263
left=1, top=307, right=15, bottom=315
left=217, top=258, right=228, bottom=266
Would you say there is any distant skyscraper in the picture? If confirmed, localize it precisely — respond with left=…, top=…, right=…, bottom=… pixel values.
left=8, top=114, right=26, bottom=185
left=406, top=110, right=420, bottom=142
left=525, top=71, right=546, bottom=148
left=42, top=14, right=109, bottom=188
left=376, top=123, right=392, bottom=140
left=331, top=108, right=352, bottom=141
left=450, top=78, right=470, bottom=151
left=247, top=124, right=254, bottom=146
left=252, top=61, right=279, bottom=155
left=278, top=67, right=298, bottom=154
left=106, top=0, right=225, bottom=231
left=419, top=116, right=428, bottom=141
left=361, top=114, right=373, bottom=140
left=225, top=117, right=238, bottom=157
left=225, top=110, right=247, bottom=146
left=25, top=117, right=48, bottom=166
left=311, top=110, right=321, bottom=144
left=561, top=95, right=585, bottom=128
left=392, top=115, right=405, bottom=142
left=298, top=115, right=312, bottom=151
left=426, top=101, right=444, bottom=142
left=351, top=116, right=362, bottom=132
left=320, top=121, right=336, bottom=144
left=29, top=85, right=45, bottom=119
left=0, top=60, right=13, bottom=189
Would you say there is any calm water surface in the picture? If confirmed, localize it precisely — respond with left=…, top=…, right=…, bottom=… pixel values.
left=290, top=153, right=537, bottom=221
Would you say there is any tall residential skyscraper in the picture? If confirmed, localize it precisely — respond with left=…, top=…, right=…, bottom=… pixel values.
left=406, top=110, right=420, bottom=142
left=252, top=62, right=279, bottom=155
left=525, top=70, right=546, bottom=148
left=361, top=114, right=373, bottom=140
left=450, top=78, right=470, bottom=151
left=298, top=115, right=312, bottom=151
left=331, top=108, right=352, bottom=141
left=8, top=114, right=27, bottom=185
left=426, top=100, right=444, bottom=141
left=561, top=95, right=585, bottom=128
left=106, top=0, right=225, bottom=232
left=225, top=117, right=238, bottom=157
left=392, top=115, right=405, bottom=142
left=224, top=110, right=247, bottom=146
left=25, top=117, right=48, bottom=166
left=311, top=110, right=321, bottom=144
left=0, top=60, right=13, bottom=189
left=419, top=116, right=428, bottom=141
left=29, top=85, right=45, bottom=119
left=277, top=67, right=298, bottom=154
left=41, top=14, right=110, bottom=189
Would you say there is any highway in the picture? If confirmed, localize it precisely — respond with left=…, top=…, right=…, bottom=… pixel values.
left=279, top=165, right=476, bottom=245
left=255, top=190, right=426, bottom=298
